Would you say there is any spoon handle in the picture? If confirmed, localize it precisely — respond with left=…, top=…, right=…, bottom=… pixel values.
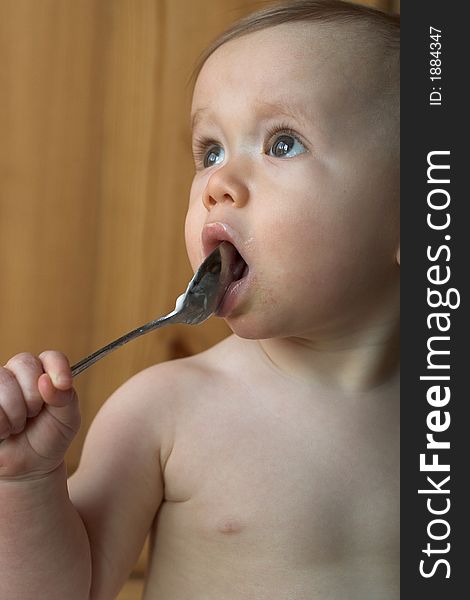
left=71, top=312, right=177, bottom=377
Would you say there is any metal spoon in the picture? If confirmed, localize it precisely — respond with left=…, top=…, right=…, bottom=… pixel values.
left=71, top=241, right=239, bottom=377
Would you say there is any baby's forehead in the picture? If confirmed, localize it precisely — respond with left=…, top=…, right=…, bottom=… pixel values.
left=193, top=21, right=389, bottom=124
left=196, top=21, right=387, bottom=100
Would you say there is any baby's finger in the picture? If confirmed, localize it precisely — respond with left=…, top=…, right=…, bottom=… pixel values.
left=38, top=373, right=77, bottom=410
left=37, top=372, right=76, bottom=408
left=38, top=350, right=73, bottom=392
left=4, top=353, right=45, bottom=418
left=0, top=366, right=27, bottom=436
left=0, top=405, right=13, bottom=440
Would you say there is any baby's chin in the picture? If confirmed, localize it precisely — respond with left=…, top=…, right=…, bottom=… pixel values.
left=218, top=278, right=319, bottom=340
left=221, top=307, right=296, bottom=341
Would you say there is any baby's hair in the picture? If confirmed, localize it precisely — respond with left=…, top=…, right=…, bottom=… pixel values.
left=190, top=0, right=399, bottom=85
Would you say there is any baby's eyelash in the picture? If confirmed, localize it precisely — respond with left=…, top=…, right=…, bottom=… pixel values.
left=264, top=121, right=307, bottom=150
left=192, top=135, right=220, bottom=165
left=191, top=122, right=308, bottom=167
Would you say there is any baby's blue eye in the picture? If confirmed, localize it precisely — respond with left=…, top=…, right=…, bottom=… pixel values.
left=268, top=134, right=306, bottom=158
left=204, top=145, right=225, bottom=168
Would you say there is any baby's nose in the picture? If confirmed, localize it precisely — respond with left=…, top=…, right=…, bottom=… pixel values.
left=202, top=165, right=249, bottom=210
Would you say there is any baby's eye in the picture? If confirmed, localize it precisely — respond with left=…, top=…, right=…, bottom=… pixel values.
left=204, top=145, right=225, bottom=168
left=267, top=131, right=307, bottom=159
left=193, top=136, right=225, bottom=170
left=193, top=138, right=225, bottom=169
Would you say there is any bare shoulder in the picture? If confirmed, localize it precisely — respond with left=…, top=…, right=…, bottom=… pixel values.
left=75, top=335, right=252, bottom=459
left=71, top=333, right=265, bottom=488
left=127, top=334, right=267, bottom=442
left=80, top=335, right=251, bottom=451
left=115, top=334, right=248, bottom=409
left=136, top=334, right=259, bottom=392
left=181, top=334, right=264, bottom=380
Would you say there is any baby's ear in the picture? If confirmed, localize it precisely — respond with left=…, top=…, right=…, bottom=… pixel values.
left=396, top=247, right=400, bottom=266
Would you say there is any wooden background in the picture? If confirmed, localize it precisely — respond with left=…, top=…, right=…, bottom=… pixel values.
left=0, top=1, right=399, bottom=597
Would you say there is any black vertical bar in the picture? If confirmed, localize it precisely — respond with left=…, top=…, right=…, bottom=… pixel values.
left=401, top=2, right=467, bottom=598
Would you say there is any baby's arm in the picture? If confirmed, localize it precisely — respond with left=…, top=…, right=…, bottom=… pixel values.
left=0, top=352, right=170, bottom=600
left=0, top=351, right=90, bottom=599
left=68, top=366, right=171, bottom=598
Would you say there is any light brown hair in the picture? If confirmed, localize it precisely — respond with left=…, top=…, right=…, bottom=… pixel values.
left=191, top=0, right=399, bottom=84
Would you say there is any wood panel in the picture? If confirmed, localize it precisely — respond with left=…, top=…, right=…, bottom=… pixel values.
left=116, top=577, right=145, bottom=600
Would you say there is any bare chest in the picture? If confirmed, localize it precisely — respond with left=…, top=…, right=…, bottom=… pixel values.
left=161, top=385, right=399, bottom=560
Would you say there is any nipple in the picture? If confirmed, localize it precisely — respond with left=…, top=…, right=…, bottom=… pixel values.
left=216, top=517, right=244, bottom=535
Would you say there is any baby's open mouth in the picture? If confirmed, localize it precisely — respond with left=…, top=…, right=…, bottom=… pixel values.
left=213, top=241, right=250, bottom=317
left=224, top=242, right=249, bottom=283
left=201, top=224, right=251, bottom=309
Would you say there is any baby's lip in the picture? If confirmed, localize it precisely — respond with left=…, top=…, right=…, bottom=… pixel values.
left=201, top=222, right=248, bottom=265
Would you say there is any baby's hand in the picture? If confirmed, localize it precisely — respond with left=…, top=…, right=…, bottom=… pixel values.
left=0, top=351, right=80, bottom=481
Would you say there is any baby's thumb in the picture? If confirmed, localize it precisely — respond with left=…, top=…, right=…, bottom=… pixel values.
left=38, top=372, right=76, bottom=408
left=37, top=350, right=74, bottom=406
left=36, top=372, right=80, bottom=440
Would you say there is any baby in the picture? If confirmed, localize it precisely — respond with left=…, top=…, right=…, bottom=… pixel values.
left=0, top=1, right=400, bottom=598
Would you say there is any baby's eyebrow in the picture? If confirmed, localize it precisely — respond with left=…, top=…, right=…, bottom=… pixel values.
left=191, top=99, right=311, bottom=133
left=252, top=99, right=311, bottom=127
left=191, top=107, right=210, bottom=132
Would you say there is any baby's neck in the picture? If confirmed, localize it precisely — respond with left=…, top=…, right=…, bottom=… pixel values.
left=256, top=320, right=399, bottom=396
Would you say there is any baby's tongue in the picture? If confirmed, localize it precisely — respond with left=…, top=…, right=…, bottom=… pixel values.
left=219, top=242, right=247, bottom=284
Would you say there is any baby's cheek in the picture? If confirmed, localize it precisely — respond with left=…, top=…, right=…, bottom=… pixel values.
left=184, top=205, right=204, bottom=270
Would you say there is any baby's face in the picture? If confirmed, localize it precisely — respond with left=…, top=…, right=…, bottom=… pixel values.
left=186, top=22, right=399, bottom=340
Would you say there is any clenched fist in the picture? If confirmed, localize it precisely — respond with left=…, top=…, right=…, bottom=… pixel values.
left=0, top=351, right=80, bottom=480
